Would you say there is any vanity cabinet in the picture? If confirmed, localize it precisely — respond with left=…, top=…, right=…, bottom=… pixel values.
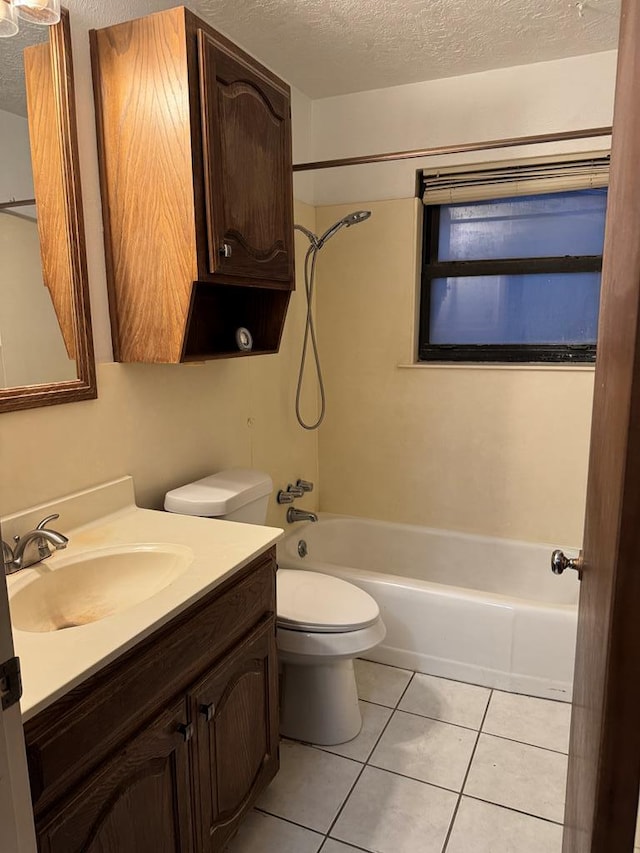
left=24, top=549, right=279, bottom=853
left=31, top=696, right=195, bottom=853
left=191, top=620, right=278, bottom=852
left=90, top=7, right=294, bottom=364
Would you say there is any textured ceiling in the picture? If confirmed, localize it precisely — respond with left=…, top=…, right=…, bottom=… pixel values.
left=0, top=0, right=621, bottom=114
left=0, top=19, right=48, bottom=116
left=193, top=0, right=621, bottom=98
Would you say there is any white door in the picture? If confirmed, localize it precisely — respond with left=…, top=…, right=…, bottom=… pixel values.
left=0, top=530, right=36, bottom=853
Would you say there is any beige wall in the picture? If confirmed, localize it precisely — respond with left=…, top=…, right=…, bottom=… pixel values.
left=0, top=200, right=319, bottom=529
left=315, top=198, right=594, bottom=546
left=307, top=51, right=616, bottom=205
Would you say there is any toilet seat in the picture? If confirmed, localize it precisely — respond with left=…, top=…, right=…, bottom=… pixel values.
left=277, top=569, right=380, bottom=633
left=277, top=619, right=386, bottom=660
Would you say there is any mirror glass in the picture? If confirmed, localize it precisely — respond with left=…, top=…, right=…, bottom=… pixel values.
left=0, top=15, right=78, bottom=389
left=0, top=7, right=95, bottom=413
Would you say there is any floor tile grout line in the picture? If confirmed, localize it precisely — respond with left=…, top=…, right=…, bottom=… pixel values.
left=393, top=670, right=416, bottom=710
left=318, top=836, right=374, bottom=853
left=322, top=760, right=368, bottom=841
left=308, top=710, right=569, bottom=760
left=462, top=793, right=566, bottom=827
left=307, top=744, right=365, bottom=764
left=356, top=697, right=408, bottom=711
left=478, top=730, right=570, bottom=756
left=375, top=705, right=488, bottom=734
left=348, top=762, right=468, bottom=798
left=360, top=658, right=570, bottom=705
left=321, top=672, right=418, bottom=847
left=441, top=688, right=494, bottom=853
left=252, top=806, right=328, bottom=837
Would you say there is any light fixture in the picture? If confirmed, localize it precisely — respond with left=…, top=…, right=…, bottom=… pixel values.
left=0, top=0, right=19, bottom=37
left=13, top=0, right=60, bottom=25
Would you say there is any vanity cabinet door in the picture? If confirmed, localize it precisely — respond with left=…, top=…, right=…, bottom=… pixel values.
left=198, top=30, right=294, bottom=287
left=190, top=617, right=279, bottom=852
left=35, top=697, right=194, bottom=853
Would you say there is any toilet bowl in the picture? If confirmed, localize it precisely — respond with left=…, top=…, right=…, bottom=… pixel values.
left=164, top=469, right=386, bottom=745
left=277, top=569, right=385, bottom=744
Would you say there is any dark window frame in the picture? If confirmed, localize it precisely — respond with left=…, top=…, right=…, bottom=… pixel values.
left=418, top=204, right=602, bottom=364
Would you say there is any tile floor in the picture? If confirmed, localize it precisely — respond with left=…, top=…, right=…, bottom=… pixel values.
left=228, top=659, right=573, bottom=853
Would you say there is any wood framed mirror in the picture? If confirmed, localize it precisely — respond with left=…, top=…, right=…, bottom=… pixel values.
left=0, top=6, right=96, bottom=413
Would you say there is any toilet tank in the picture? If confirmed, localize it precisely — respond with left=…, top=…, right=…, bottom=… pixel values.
left=164, top=469, right=273, bottom=524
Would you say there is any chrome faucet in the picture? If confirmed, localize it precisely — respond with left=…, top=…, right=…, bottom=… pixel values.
left=3, top=514, right=69, bottom=575
left=286, top=507, right=318, bottom=524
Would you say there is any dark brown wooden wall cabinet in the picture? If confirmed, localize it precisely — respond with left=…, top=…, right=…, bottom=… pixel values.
left=90, top=7, right=294, bottom=364
left=25, top=550, right=279, bottom=853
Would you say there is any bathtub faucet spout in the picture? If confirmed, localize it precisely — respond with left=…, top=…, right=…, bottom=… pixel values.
left=286, top=508, right=318, bottom=524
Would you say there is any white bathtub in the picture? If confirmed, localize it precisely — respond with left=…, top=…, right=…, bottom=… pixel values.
left=277, top=515, right=579, bottom=701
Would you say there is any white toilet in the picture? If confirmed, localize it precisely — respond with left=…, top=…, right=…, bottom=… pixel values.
left=165, top=469, right=386, bottom=745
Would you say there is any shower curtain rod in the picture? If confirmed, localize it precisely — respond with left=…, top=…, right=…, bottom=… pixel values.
left=292, top=125, right=613, bottom=172
left=0, top=198, right=36, bottom=211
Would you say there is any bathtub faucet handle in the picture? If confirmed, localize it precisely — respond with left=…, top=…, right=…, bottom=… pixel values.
left=551, top=549, right=583, bottom=580
left=296, top=479, right=314, bottom=493
left=277, top=484, right=304, bottom=504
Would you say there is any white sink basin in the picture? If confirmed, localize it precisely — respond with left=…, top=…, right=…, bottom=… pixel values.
left=9, top=544, right=194, bottom=633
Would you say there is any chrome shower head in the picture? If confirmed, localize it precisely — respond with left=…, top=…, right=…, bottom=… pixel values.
left=316, top=209, right=372, bottom=248
left=344, top=210, right=371, bottom=227
left=294, top=210, right=372, bottom=251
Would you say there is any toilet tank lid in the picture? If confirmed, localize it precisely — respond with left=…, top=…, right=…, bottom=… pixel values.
left=164, top=469, right=273, bottom=517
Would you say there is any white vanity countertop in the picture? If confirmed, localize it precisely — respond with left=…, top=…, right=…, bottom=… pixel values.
left=4, top=477, right=282, bottom=722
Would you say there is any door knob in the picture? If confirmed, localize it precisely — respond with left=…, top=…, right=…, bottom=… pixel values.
left=551, top=549, right=583, bottom=578
left=219, top=243, right=232, bottom=258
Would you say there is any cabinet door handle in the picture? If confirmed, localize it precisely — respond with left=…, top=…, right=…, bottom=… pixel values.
left=177, top=722, right=194, bottom=742
left=219, top=243, right=232, bottom=258
left=200, top=702, right=215, bottom=722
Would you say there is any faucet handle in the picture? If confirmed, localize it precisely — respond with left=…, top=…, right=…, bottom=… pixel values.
left=296, top=479, right=314, bottom=493
left=36, top=513, right=60, bottom=530
left=2, top=540, right=14, bottom=567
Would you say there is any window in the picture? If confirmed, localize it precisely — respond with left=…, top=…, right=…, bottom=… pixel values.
left=418, top=161, right=608, bottom=364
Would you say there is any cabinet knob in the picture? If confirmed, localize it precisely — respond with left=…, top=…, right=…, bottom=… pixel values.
left=177, top=722, right=194, bottom=742
left=219, top=243, right=232, bottom=258
left=200, top=702, right=215, bottom=722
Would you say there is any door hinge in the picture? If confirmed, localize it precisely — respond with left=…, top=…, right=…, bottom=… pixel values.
left=0, top=656, right=22, bottom=711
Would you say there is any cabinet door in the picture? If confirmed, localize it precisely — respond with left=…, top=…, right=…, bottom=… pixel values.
left=198, top=31, right=294, bottom=287
left=191, top=618, right=279, bottom=852
left=35, top=697, right=194, bottom=853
